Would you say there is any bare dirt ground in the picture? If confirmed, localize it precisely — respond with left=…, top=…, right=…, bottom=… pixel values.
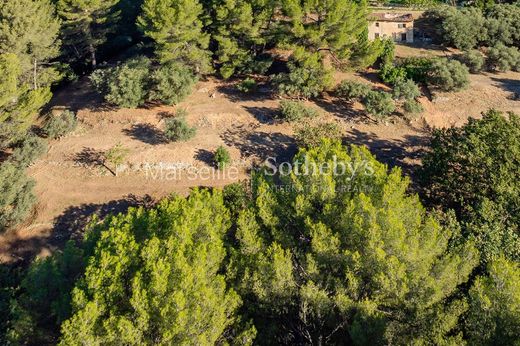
left=1, top=51, right=519, bottom=262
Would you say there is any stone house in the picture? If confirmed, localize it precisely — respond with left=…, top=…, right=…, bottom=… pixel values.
left=368, top=13, right=414, bottom=43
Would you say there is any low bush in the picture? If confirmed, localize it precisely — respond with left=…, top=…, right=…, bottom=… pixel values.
left=486, top=44, right=520, bottom=72
left=380, top=65, right=407, bottom=85
left=9, top=135, right=47, bottom=167
left=335, top=80, right=371, bottom=101
left=0, top=162, right=36, bottom=232
left=294, top=121, right=343, bottom=148
left=428, top=58, right=469, bottom=92
left=398, top=57, right=435, bottom=84
left=460, top=50, right=485, bottom=73
left=214, top=146, right=231, bottom=169
left=43, top=110, right=77, bottom=139
left=272, top=48, right=332, bottom=99
left=90, top=56, right=151, bottom=108
left=164, top=116, right=196, bottom=142
left=236, top=78, right=258, bottom=93
left=403, top=99, right=424, bottom=115
left=362, top=91, right=396, bottom=118
left=278, top=100, right=318, bottom=122
left=149, top=62, right=197, bottom=105
left=393, top=78, right=421, bottom=100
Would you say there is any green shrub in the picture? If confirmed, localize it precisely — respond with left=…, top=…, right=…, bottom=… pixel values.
left=92, top=56, right=151, bottom=108
left=403, top=99, right=424, bottom=115
left=460, top=50, right=485, bottom=73
left=9, top=135, right=47, bottom=167
left=278, top=100, right=318, bottom=122
left=428, top=58, right=470, bottom=92
left=294, top=121, right=343, bottom=148
left=380, top=65, right=407, bottom=85
left=398, top=57, right=435, bottom=84
left=486, top=44, right=520, bottom=72
left=362, top=91, right=396, bottom=118
left=149, top=62, right=197, bottom=105
left=335, top=80, right=371, bottom=101
left=164, top=116, right=196, bottom=142
left=0, top=162, right=36, bottom=232
left=236, top=78, right=258, bottom=93
left=214, top=145, right=231, bottom=169
left=43, top=110, right=77, bottom=139
left=393, top=79, right=421, bottom=100
left=272, top=48, right=332, bottom=99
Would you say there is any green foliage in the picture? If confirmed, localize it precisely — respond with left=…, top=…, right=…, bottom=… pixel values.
left=231, top=140, right=478, bottom=343
left=403, top=99, right=424, bottom=115
left=294, top=121, right=343, bottom=148
left=149, top=61, right=197, bottom=105
left=6, top=242, right=85, bottom=344
left=59, top=190, right=244, bottom=344
left=104, top=143, right=129, bottom=176
left=90, top=57, right=151, bottom=108
left=466, top=257, right=520, bottom=345
left=138, top=0, right=211, bottom=73
left=164, top=116, right=197, bottom=142
left=0, top=0, right=61, bottom=88
left=397, top=57, right=435, bottom=84
left=0, top=51, right=52, bottom=149
left=0, top=162, right=36, bottom=232
left=484, top=4, right=520, bottom=48
left=460, top=49, right=485, bottom=73
left=421, top=6, right=487, bottom=50
left=214, top=145, right=231, bottom=169
left=420, top=110, right=520, bottom=263
left=282, top=0, right=368, bottom=64
left=349, top=29, right=384, bottom=70
left=486, top=43, right=520, bottom=72
left=211, top=0, right=275, bottom=78
left=362, top=91, right=396, bottom=118
left=380, top=64, right=407, bottom=85
left=378, top=38, right=395, bottom=67
left=8, top=135, right=47, bottom=168
left=392, top=78, right=421, bottom=100
left=273, top=48, right=332, bottom=99
left=278, top=100, right=318, bottom=122
left=236, top=78, right=258, bottom=93
left=43, top=111, right=78, bottom=139
left=57, top=0, right=120, bottom=68
left=427, top=58, right=469, bottom=92
left=335, top=79, right=371, bottom=101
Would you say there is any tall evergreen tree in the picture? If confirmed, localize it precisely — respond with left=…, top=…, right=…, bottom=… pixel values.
left=57, top=0, right=120, bottom=68
left=138, top=0, right=212, bottom=74
left=211, top=0, right=277, bottom=78
left=229, top=140, right=478, bottom=344
left=282, top=0, right=369, bottom=65
left=0, top=0, right=61, bottom=88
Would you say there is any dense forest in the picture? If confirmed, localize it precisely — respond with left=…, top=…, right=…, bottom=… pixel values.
left=1, top=0, right=520, bottom=344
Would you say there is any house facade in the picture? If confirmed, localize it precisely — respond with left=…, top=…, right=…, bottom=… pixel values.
left=368, top=13, right=414, bottom=43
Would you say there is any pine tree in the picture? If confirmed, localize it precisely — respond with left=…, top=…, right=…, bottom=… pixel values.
left=0, top=0, right=61, bottom=88
left=229, top=140, right=478, bottom=344
left=57, top=0, right=120, bottom=68
left=59, top=190, right=249, bottom=344
left=282, top=0, right=369, bottom=65
left=211, top=0, right=276, bottom=78
left=138, top=0, right=212, bottom=74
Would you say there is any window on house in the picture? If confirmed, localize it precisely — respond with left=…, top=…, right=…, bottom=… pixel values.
left=398, top=23, right=407, bottom=28
left=375, top=22, right=379, bottom=27
left=375, top=33, right=380, bottom=38
left=401, top=33, right=407, bottom=41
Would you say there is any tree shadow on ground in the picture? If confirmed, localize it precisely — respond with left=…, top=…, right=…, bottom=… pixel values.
left=72, top=147, right=105, bottom=167
left=122, top=123, right=167, bottom=145
left=314, top=98, right=374, bottom=124
left=491, top=77, right=520, bottom=100
left=221, top=125, right=297, bottom=162
left=345, top=128, right=430, bottom=180
left=242, top=106, right=278, bottom=124
left=216, top=83, right=274, bottom=103
left=51, top=194, right=156, bottom=245
left=194, top=148, right=215, bottom=167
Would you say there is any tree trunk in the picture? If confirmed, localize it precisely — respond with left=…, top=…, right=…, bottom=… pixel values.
left=89, top=44, right=97, bottom=69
